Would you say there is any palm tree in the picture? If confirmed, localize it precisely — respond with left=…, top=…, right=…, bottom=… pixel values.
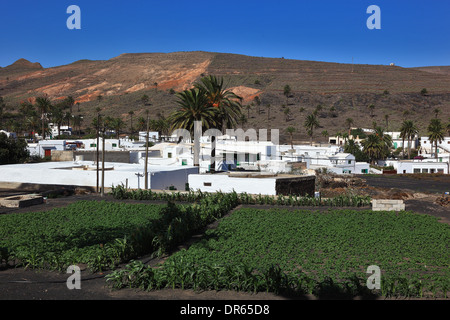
left=284, top=107, right=291, bottom=122
left=245, top=104, right=252, bottom=119
left=361, top=134, right=383, bottom=164
left=428, top=118, right=445, bottom=159
left=35, top=96, right=52, bottom=139
left=374, top=126, right=393, bottom=160
left=286, top=126, right=296, bottom=149
left=72, top=114, right=83, bottom=137
left=384, top=114, right=390, bottom=131
left=137, top=116, right=147, bottom=132
left=304, top=113, right=320, bottom=146
left=112, top=117, right=125, bottom=139
left=168, top=88, right=217, bottom=167
left=283, top=84, right=291, bottom=105
left=400, top=120, right=418, bottom=159
left=433, top=108, right=441, bottom=119
left=194, top=75, right=242, bottom=131
left=50, top=105, right=64, bottom=137
left=368, top=104, right=375, bottom=118
left=128, top=111, right=134, bottom=137
left=345, top=118, right=354, bottom=135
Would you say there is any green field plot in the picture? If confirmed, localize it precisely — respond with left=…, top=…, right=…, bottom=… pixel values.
left=0, top=201, right=165, bottom=271
left=109, top=208, right=450, bottom=298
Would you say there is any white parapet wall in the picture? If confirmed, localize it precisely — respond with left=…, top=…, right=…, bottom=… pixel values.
left=371, top=199, right=405, bottom=211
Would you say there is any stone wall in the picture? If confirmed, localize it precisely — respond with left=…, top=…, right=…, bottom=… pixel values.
left=371, top=199, right=405, bottom=211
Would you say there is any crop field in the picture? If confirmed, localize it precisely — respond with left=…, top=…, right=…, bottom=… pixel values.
left=1, top=190, right=449, bottom=299
left=108, top=207, right=450, bottom=298
left=0, top=200, right=165, bottom=271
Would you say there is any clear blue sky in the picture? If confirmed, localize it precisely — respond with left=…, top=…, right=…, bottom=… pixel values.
left=1, top=0, right=449, bottom=68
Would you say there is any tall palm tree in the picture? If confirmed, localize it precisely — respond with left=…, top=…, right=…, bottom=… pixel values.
left=368, top=104, right=375, bottom=118
left=345, top=118, right=354, bottom=135
left=35, top=96, right=52, bottom=139
left=283, top=84, right=291, bottom=105
left=128, top=111, right=134, bottom=137
left=169, top=88, right=218, bottom=167
left=72, top=114, right=83, bottom=137
left=304, top=113, right=320, bottom=146
left=112, top=117, right=125, bottom=140
left=50, top=105, right=64, bottom=137
left=400, top=120, right=418, bottom=159
left=286, top=126, right=296, bottom=149
left=361, top=134, right=383, bottom=164
left=194, top=75, right=242, bottom=131
left=374, top=126, right=393, bottom=160
left=428, top=118, right=444, bottom=159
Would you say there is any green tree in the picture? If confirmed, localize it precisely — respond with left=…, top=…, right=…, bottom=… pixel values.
left=283, top=84, right=291, bottom=105
left=0, top=133, right=29, bottom=164
left=345, top=118, right=354, bottom=135
left=286, top=126, right=296, bottom=149
left=400, top=120, right=418, bottom=159
left=374, top=126, right=393, bottom=160
left=35, top=97, right=52, bottom=139
left=194, top=75, right=242, bottom=131
left=428, top=118, right=445, bottom=159
left=304, top=113, right=320, bottom=146
left=368, top=104, right=375, bottom=118
left=344, top=139, right=369, bottom=162
left=168, top=88, right=217, bottom=135
left=128, top=111, right=134, bottom=137
left=361, top=134, right=383, bottom=164
left=141, top=94, right=150, bottom=106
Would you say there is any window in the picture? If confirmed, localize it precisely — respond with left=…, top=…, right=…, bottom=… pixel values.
left=90, top=143, right=96, bottom=148
left=422, top=169, right=428, bottom=173
left=245, top=153, right=249, bottom=162
left=112, top=143, right=117, bottom=147
left=430, top=169, right=435, bottom=173
left=203, top=182, right=211, bottom=186
left=413, top=168, right=421, bottom=173
left=168, top=152, right=172, bottom=158
left=348, top=160, right=352, bottom=164
left=437, top=169, right=444, bottom=174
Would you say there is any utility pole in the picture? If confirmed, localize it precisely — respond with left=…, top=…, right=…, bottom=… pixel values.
left=144, top=110, right=149, bottom=189
left=96, top=110, right=100, bottom=193
left=101, top=123, right=106, bottom=197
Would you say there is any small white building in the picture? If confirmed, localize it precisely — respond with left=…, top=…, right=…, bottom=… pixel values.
left=397, top=160, right=449, bottom=174
left=27, top=140, right=68, bottom=158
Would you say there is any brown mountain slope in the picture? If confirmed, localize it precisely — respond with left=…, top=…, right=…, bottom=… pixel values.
left=0, top=52, right=449, bottom=141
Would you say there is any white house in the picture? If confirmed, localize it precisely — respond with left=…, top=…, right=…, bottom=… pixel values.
left=397, top=160, right=449, bottom=174
left=27, top=140, right=68, bottom=158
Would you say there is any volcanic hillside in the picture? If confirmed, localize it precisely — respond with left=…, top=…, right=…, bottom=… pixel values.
left=1, top=51, right=449, bottom=142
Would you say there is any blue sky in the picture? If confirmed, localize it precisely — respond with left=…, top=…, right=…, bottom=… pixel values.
left=1, top=0, right=449, bottom=68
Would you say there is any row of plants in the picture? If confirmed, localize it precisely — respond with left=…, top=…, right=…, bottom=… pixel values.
left=106, top=258, right=446, bottom=298
left=106, top=207, right=450, bottom=298
left=111, top=184, right=372, bottom=207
